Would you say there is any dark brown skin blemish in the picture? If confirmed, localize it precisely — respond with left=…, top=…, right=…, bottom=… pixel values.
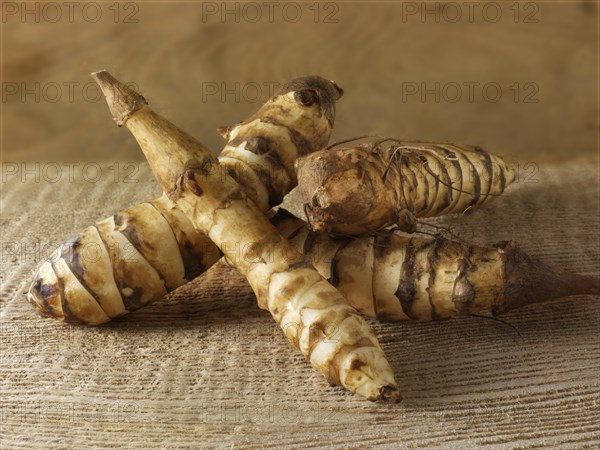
left=110, top=261, right=143, bottom=311
left=253, top=165, right=284, bottom=206
left=395, top=240, right=417, bottom=320
left=93, top=224, right=143, bottom=313
left=451, top=247, right=477, bottom=313
left=288, top=258, right=312, bottom=271
left=436, top=146, right=463, bottom=209
left=374, top=234, right=393, bottom=260
left=329, top=238, right=352, bottom=288
left=120, top=286, right=144, bottom=311
left=37, top=280, right=57, bottom=299
left=235, top=133, right=294, bottom=199
left=243, top=136, right=270, bottom=155
left=474, top=146, right=494, bottom=199
left=350, top=359, right=366, bottom=370
left=224, top=166, right=243, bottom=185
left=302, top=230, right=316, bottom=256
left=49, top=259, right=85, bottom=324
left=398, top=159, right=418, bottom=211
left=60, top=238, right=103, bottom=306
left=307, top=313, right=339, bottom=355
left=396, top=209, right=417, bottom=234
left=407, top=158, right=429, bottom=212
left=430, top=161, right=453, bottom=215
left=216, top=189, right=246, bottom=210
left=498, top=163, right=506, bottom=192
left=427, top=239, right=443, bottom=320
left=277, top=76, right=343, bottom=127
left=119, top=222, right=146, bottom=251
left=259, top=116, right=314, bottom=156
left=183, top=170, right=204, bottom=197
left=30, top=279, right=56, bottom=316
left=327, top=337, right=375, bottom=386
left=147, top=201, right=210, bottom=281
left=113, top=214, right=124, bottom=227
left=295, top=89, right=319, bottom=107
left=419, top=155, right=440, bottom=215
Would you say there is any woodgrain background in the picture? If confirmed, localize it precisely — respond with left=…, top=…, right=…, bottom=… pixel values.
left=1, top=1, right=599, bottom=449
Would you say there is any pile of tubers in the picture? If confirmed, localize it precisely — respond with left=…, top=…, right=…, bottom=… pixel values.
left=27, top=72, right=599, bottom=402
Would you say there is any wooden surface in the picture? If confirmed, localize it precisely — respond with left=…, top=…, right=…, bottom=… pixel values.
left=1, top=1, right=599, bottom=449
left=1, top=163, right=599, bottom=449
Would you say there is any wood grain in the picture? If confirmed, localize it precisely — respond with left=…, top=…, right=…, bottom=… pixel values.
left=1, top=161, right=598, bottom=449
left=1, top=1, right=599, bottom=448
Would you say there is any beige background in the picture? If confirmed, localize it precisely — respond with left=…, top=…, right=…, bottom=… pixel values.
left=1, top=1, right=599, bottom=449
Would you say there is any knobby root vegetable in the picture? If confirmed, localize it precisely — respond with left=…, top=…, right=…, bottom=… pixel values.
left=27, top=195, right=220, bottom=322
left=87, top=71, right=399, bottom=402
left=30, top=194, right=600, bottom=325
left=28, top=75, right=342, bottom=325
left=278, top=212, right=600, bottom=321
left=297, top=139, right=516, bottom=234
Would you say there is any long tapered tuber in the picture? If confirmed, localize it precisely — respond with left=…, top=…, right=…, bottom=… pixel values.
left=87, top=71, right=399, bottom=401
left=278, top=212, right=599, bottom=320
left=29, top=194, right=599, bottom=325
left=297, top=139, right=516, bottom=234
left=28, top=74, right=342, bottom=325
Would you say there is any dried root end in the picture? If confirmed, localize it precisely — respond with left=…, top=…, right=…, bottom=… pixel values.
left=91, top=70, right=148, bottom=126
left=377, top=385, right=402, bottom=403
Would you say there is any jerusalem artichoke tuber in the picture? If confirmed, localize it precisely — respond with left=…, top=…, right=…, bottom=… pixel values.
left=88, top=71, right=399, bottom=402
left=278, top=211, right=599, bottom=321
left=28, top=75, right=342, bottom=325
left=30, top=196, right=599, bottom=325
left=297, top=139, right=516, bottom=234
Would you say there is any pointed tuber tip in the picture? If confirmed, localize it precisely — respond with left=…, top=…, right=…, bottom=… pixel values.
left=499, top=242, right=600, bottom=312
left=91, top=70, right=147, bottom=126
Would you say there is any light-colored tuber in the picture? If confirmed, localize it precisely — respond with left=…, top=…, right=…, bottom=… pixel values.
left=28, top=75, right=342, bottom=324
left=29, top=198, right=599, bottom=325
left=88, top=71, right=399, bottom=402
left=296, top=139, right=516, bottom=234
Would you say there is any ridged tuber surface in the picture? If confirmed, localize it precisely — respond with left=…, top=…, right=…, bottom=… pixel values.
left=87, top=71, right=399, bottom=402
left=296, top=139, right=516, bottom=234
left=28, top=75, right=342, bottom=325
left=29, top=195, right=599, bottom=325
left=278, top=212, right=599, bottom=321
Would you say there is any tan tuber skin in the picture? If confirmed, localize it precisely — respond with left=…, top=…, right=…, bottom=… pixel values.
left=28, top=83, right=597, bottom=326
left=278, top=211, right=599, bottom=320
left=29, top=194, right=599, bottom=324
left=86, top=71, right=399, bottom=402
left=28, top=75, right=343, bottom=324
left=296, top=139, right=516, bottom=235
left=25, top=73, right=598, bottom=400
